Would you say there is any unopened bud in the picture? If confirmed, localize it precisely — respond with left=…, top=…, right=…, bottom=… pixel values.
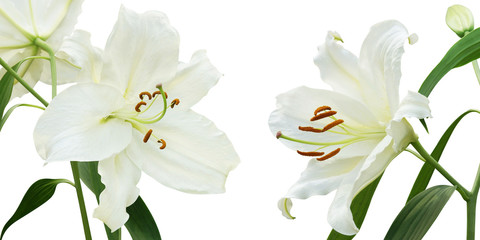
left=446, top=4, right=474, bottom=38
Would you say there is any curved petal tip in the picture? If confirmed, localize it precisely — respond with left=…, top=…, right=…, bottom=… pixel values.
left=278, top=198, right=296, bottom=220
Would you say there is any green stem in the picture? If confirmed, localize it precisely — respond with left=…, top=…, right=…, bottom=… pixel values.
left=34, top=38, right=57, bottom=98
left=70, top=162, right=93, bottom=240
left=467, top=163, right=480, bottom=240
left=0, top=57, right=48, bottom=107
left=472, top=60, right=480, bottom=86
left=411, top=140, right=471, bottom=201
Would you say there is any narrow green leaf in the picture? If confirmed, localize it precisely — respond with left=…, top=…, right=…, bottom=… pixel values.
left=385, top=185, right=456, bottom=240
left=418, top=27, right=480, bottom=97
left=407, top=109, right=479, bottom=202
left=327, top=175, right=382, bottom=240
left=78, top=161, right=161, bottom=240
left=125, top=197, right=161, bottom=240
left=0, top=178, right=73, bottom=240
left=0, top=104, right=44, bottom=131
left=0, top=63, right=21, bottom=120
left=420, top=119, right=429, bottom=134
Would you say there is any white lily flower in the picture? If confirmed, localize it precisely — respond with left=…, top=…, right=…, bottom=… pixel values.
left=0, top=0, right=83, bottom=99
left=33, top=7, right=239, bottom=231
left=269, top=20, right=431, bottom=235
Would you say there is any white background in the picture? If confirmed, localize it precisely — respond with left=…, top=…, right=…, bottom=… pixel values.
left=1, top=0, right=480, bottom=239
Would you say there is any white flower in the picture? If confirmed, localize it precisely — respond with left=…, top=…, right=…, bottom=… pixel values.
left=0, top=0, right=83, bottom=99
left=33, top=7, right=239, bottom=231
left=269, top=20, right=431, bottom=235
left=446, top=4, right=474, bottom=38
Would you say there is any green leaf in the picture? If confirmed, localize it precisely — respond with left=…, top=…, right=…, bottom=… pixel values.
left=125, top=197, right=161, bottom=239
left=407, top=109, right=479, bottom=202
left=327, top=175, right=382, bottom=240
left=418, top=27, right=480, bottom=97
left=385, top=185, right=456, bottom=240
left=0, top=178, right=73, bottom=240
left=78, top=161, right=161, bottom=240
left=0, top=63, right=21, bottom=121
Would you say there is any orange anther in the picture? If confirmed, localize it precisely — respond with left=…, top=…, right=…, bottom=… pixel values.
left=158, top=139, right=166, bottom=149
left=314, top=106, right=332, bottom=116
left=143, top=129, right=153, bottom=143
left=311, top=111, right=337, bottom=121
left=321, top=119, right=344, bottom=132
left=316, top=148, right=340, bottom=161
left=170, top=98, right=180, bottom=108
left=298, top=126, right=323, bottom=133
left=135, top=101, right=147, bottom=112
left=297, top=150, right=325, bottom=157
left=139, top=92, right=152, bottom=100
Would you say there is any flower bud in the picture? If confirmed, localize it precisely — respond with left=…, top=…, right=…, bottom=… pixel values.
left=446, top=4, right=474, bottom=38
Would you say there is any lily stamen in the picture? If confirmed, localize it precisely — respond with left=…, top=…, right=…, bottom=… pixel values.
left=311, top=111, right=337, bottom=121
left=316, top=148, right=340, bottom=161
left=170, top=98, right=180, bottom=108
left=143, top=129, right=153, bottom=143
left=322, top=119, right=344, bottom=132
left=139, top=92, right=152, bottom=100
left=297, top=150, right=325, bottom=157
left=314, top=106, right=332, bottom=115
left=135, top=101, right=147, bottom=112
left=298, top=126, right=323, bottom=133
left=158, top=139, right=166, bottom=149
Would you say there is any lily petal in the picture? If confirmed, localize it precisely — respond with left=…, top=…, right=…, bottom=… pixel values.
left=163, top=50, right=222, bottom=109
left=278, top=198, right=295, bottom=219
left=387, top=118, right=416, bottom=152
left=31, top=0, right=83, bottom=49
left=127, top=110, right=239, bottom=194
left=0, top=1, right=34, bottom=49
left=393, top=90, right=432, bottom=121
left=101, top=6, right=179, bottom=100
left=328, top=136, right=396, bottom=235
left=285, top=157, right=363, bottom=199
left=53, top=30, right=103, bottom=84
left=93, top=151, right=141, bottom=231
left=388, top=91, right=431, bottom=151
left=33, top=83, right=132, bottom=162
left=359, top=20, right=410, bottom=120
left=314, top=31, right=364, bottom=102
